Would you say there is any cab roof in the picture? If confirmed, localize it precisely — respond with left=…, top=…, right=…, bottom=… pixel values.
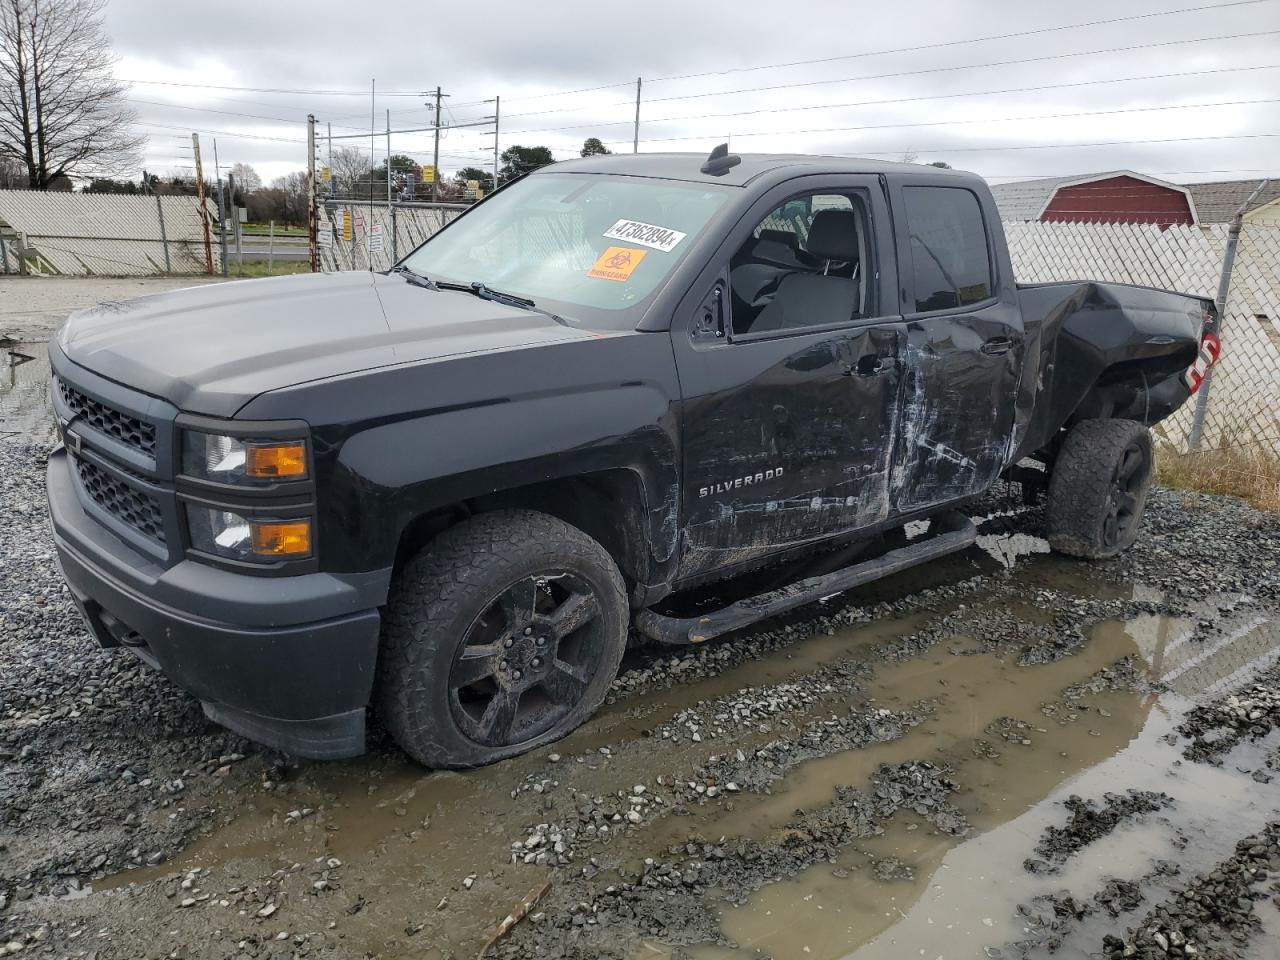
left=543, top=152, right=979, bottom=188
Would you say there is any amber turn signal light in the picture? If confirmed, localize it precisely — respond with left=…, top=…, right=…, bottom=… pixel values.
left=245, top=441, right=307, bottom=479
left=249, top=520, right=312, bottom=557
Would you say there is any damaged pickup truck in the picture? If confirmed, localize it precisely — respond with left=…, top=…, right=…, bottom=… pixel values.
left=47, top=149, right=1219, bottom=766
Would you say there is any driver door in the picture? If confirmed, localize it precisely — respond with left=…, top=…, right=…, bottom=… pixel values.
left=670, top=176, right=906, bottom=584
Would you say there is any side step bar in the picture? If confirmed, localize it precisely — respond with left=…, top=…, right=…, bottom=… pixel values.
left=634, top=511, right=977, bottom=646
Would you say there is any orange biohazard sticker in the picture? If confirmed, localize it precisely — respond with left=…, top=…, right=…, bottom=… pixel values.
left=588, top=246, right=647, bottom=282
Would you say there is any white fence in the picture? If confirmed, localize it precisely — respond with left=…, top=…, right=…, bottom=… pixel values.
left=0, top=190, right=217, bottom=276
left=1003, top=220, right=1280, bottom=457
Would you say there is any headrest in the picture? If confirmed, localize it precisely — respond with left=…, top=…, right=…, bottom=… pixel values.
left=806, top=209, right=861, bottom=262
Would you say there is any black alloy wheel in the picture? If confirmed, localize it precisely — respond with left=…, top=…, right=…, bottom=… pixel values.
left=449, top=572, right=606, bottom=748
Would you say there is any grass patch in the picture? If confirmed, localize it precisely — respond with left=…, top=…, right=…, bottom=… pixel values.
left=225, top=261, right=314, bottom=279
left=1156, top=445, right=1280, bottom=512
left=241, top=223, right=308, bottom=237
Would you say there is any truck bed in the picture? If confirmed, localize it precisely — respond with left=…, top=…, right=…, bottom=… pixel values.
left=1012, top=280, right=1215, bottom=459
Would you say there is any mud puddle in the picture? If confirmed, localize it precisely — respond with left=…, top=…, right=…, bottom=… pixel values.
left=674, top=606, right=1280, bottom=960
left=18, top=522, right=1279, bottom=960
left=0, top=338, right=53, bottom=440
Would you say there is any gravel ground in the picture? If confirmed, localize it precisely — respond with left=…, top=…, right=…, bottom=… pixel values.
left=0, top=426, right=1277, bottom=959
left=0, top=276, right=225, bottom=341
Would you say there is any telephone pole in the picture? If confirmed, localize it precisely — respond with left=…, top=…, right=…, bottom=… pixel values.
left=488, top=95, right=500, bottom=194
left=633, top=77, right=642, bottom=154
left=191, top=134, right=214, bottom=275
left=307, top=114, right=318, bottom=272
left=430, top=86, right=445, bottom=200
left=430, top=85, right=448, bottom=202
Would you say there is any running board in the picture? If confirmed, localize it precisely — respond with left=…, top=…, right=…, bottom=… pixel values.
left=634, top=511, right=977, bottom=646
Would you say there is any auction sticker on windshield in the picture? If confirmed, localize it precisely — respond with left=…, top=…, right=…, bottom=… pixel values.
left=588, top=246, right=647, bottom=282
left=603, top=219, right=687, bottom=252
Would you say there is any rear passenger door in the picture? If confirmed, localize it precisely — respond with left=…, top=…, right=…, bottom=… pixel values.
left=671, top=177, right=906, bottom=583
left=888, top=179, right=1024, bottom=512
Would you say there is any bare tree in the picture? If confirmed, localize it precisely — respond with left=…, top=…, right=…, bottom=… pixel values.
left=899, top=148, right=919, bottom=165
left=328, top=145, right=371, bottom=197
left=229, top=162, right=261, bottom=193
left=0, top=0, right=144, bottom=189
left=0, top=150, right=21, bottom=186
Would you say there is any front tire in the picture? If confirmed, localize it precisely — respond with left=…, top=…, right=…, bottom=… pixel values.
left=1046, top=418, right=1154, bottom=559
left=377, top=510, right=628, bottom=768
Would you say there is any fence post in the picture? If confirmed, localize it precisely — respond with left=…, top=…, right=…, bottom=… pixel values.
left=268, top=220, right=275, bottom=272
left=154, top=195, right=172, bottom=273
left=1188, top=179, right=1269, bottom=450
left=16, top=231, right=27, bottom=275
left=0, top=234, right=9, bottom=275
left=391, top=204, right=398, bottom=263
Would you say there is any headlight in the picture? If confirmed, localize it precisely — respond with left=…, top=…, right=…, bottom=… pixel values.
left=187, top=507, right=313, bottom=562
left=182, top=432, right=308, bottom=484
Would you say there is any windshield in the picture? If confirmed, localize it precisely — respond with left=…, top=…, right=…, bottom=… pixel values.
left=400, top=172, right=734, bottom=329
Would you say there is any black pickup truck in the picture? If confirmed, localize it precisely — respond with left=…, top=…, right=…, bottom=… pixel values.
left=46, top=150, right=1218, bottom=766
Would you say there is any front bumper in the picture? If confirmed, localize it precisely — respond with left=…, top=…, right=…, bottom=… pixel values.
left=47, top=447, right=385, bottom=759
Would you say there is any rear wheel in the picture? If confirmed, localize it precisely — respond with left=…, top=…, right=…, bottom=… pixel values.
left=1046, top=418, right=1154, bottom=559
left=377, top=510, right=628, bottom=768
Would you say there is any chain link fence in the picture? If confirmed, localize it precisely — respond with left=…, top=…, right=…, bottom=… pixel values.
left=316, top=200, right=465, bottom=273
left=1004, top=219, right=1280, bottom=460
left=0, top=190, right=218, bottom=276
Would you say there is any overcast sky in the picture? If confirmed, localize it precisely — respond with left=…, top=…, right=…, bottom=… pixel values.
left=102, top=0, right=1280, bottom=188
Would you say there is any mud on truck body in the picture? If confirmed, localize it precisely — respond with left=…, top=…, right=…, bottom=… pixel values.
left=46, top=150, right=1219, bottom=766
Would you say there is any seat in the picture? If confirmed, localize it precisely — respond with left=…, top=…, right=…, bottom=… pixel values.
left=749, top=209, right=862, bottom=334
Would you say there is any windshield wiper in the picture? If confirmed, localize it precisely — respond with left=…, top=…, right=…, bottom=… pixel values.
left=392, top=263, right=439, bottom=290
left=436, top=280, right=568, bottom=326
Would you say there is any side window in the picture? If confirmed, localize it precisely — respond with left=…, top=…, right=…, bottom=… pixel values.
left=729, top=192, right=873, bottom=337
left=902, top=187, right=992, bottom=313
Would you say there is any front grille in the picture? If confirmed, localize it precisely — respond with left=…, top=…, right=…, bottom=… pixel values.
left=73, top=456, right=167, bottom=544
left=57, top=378, right=156, bottom=457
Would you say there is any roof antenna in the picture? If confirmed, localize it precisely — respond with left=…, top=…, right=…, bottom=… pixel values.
left=701, top=143, right=741, bottom=176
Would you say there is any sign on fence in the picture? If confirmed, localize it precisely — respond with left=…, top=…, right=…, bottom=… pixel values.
left=368, top=223, right=384, bottom=253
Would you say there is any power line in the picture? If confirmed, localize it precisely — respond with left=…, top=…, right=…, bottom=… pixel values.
left=114, top=2, right=1269, bottom=122
left=136, top=121, right=305, bottom=144
left=119, top=78, right=440, bottom=97
left=648, top=0, right=1277, bottom=82
left=497, top=63, right=1280, bottom=137
left=600, top=97, right=1280, bottom=146
left=485, top=27, right=1280, bottom=126
left=639, top=29, right=1280, bottom=107
left=830, top=132, right=1280, bottom=157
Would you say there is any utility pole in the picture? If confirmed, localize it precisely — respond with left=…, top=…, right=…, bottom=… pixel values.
left=386, top=109, right=392, bottom=211
left=430, top=85, right=447, bottom=202
left=490, top=95, right=500, bottom=194
left=213, top=138, right=229, bottom=278
left=307, top=114, right=318, bottom=272
left=191, top=134, right=214, bottom=275
left=633, top=77, right=642, bottom=154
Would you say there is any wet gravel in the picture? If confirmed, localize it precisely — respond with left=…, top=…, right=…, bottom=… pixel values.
left=1178, top=663, right=1280, bottom=764
left=1, top=431, right=1277, bottom=959
left=1025, top=790, right=1175, bottom=874
left=1100, top=823, right=1280, bottom=960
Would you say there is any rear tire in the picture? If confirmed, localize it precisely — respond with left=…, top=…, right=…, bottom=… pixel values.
left=1046, top=418, right=1154, bottom=559
left=377, top=509, right=628, bottom=768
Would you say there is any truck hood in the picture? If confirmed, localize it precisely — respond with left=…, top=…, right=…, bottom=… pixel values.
left=56, top=271, right=602, bottom=417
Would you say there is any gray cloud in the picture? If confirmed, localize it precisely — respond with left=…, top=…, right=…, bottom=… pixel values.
left=103, top=0, right=1280, bottom=186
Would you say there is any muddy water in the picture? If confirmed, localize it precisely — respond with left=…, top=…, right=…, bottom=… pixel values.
left=0, top=339, right=53, bottom=440
left=677, top=606, right=1280, bottom=960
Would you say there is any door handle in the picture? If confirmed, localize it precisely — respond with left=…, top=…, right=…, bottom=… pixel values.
left=980, top=336, right=1014, bottom=356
